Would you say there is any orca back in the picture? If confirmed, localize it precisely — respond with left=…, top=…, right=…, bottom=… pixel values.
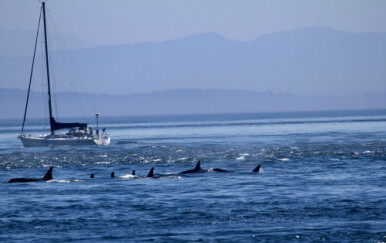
left=179, top=161, right=208, bottom=174
left=147, top=167, right=154, bottom=177
left=252, top=164, right=261, bottom=172
left=43, top=167, right=54, bottom=180
left=8, top=178, right=42, bottom=183
left=8, top=167, right=54, bottom=183
left=212, top=168, right=234, bottom=173
left=194, top=161, right=202, bottom=171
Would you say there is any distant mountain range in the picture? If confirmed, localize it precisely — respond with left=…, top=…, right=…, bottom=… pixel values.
left=1, top=26, right=386, bottom=97
left=0, top=28, right=100, bottom=57
left=1, top=88, right=385, bottom=119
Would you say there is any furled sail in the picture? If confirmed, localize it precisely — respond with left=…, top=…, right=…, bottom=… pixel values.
left=50, top=117, right=87, bottom=131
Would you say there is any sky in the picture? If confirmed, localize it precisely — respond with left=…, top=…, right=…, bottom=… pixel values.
left=1, top=0, right=386, bottom=98
left=1, top=0, right=386, bottom=46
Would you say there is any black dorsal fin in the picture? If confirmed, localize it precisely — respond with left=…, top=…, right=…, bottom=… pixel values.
left=252, top=164, right=261, bottom=173
left=90, top=173, right=94, bottom=178
left=132, top=170, right=136, bottom=176
left=42, top=167, right=53, bottom=180
left=111, top=172, right=115, bottom=178
left=194, top=161, right=201, bottom=171
left=147, top=167, right=154, bottom=177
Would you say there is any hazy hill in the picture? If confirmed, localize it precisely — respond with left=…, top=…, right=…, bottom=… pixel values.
left=1, top=88, right=385, bottom=119
left=0, top=28, right=99, bottom=57
left=1, top=27, right=386, bottom=97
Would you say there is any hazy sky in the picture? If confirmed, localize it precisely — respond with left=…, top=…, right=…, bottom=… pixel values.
left=1, top=0, right=386, bottom=97
left=1, top=0, right=386, bottom=46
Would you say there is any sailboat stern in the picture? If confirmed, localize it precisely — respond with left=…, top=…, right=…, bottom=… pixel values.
left=94, top=135, right=111, bottom=145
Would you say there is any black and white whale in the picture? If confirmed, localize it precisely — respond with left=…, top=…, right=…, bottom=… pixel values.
left=120, top=168, right=156, bottom=179
left=128, top=169, right=139, bottom=178
left=179, top=161, right=261, bottom=174
left=210, top=163, right=261, bottom=173
left=179, top=161, right=207, bottom=174
left=146, top=167, right=158, bottom=178
left=252, top=164, right=261, bottom=172
left=210, top=168, right=235, bottom=173
left=8, top=167, right=53, bottom=183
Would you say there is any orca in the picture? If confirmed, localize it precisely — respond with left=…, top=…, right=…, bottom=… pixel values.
left=179, top=161, right=208, bottom=174
left=8, top=167, right=53, bottom=183
left=211, top=164, right=261, bottom=173
left=211, top=168, right=235, bottom=173
left=147, top=167, right=155, bottom=177
left=179, top=161, right=235, bottom=174
left=129, top=169, right=140, bottom=178
left=111, top=172, right=115, bottom=178
left=121, top=169, right=151, bottom=179
left=179, top=161, right=262, bottom=174
left=252, top=164, right=261, bottom=172
left=90, top=173, right=94, bottom=178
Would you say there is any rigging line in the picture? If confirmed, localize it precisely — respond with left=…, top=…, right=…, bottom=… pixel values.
left=21, top=6, right=43, bottom=134
left=39, top=30, right=49, bottom=134
left=46, top=9, right=70, bottom=119
left=43, top=11, right=57, bottom=119
left=41, top=39, right=49, bottom=134
left=44, top=9, right=60, bottom=121
left=47, top=9, right=89, bottom=118
left=47, top=32, right=59, bottom=119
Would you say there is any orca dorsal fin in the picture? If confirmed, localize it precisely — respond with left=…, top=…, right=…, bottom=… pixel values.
left=90, top=173, right=94, bottom=178
left=147, top=167, right=154, bottom=177
left=42, top=167, right=53, bottom=180
left=111, top=172, right=115, bottom=178
left=132, top=170, right=136, bottom=176
left=194, top=161, right=202, bottom=171
left=252, top=164, right=261, bottom=173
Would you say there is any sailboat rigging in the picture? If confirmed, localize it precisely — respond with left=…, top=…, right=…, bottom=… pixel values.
left=18, top=1, right=110, bottom=147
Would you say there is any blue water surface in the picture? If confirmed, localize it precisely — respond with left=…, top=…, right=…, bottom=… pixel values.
left=0, top=110, right=385, bottom=242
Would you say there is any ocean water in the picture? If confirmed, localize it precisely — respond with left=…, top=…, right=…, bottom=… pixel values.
left=0, top=110, right=385, bottom=242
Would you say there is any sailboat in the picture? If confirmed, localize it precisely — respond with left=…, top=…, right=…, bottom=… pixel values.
left=18, top=1, right=110, bottom=147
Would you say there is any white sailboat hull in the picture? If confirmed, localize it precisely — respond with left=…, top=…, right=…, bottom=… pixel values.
left=19, top=134, right=110, bottom=147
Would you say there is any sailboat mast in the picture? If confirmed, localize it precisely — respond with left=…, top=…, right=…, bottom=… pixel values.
left=42, top=2, right=54, bottom=134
